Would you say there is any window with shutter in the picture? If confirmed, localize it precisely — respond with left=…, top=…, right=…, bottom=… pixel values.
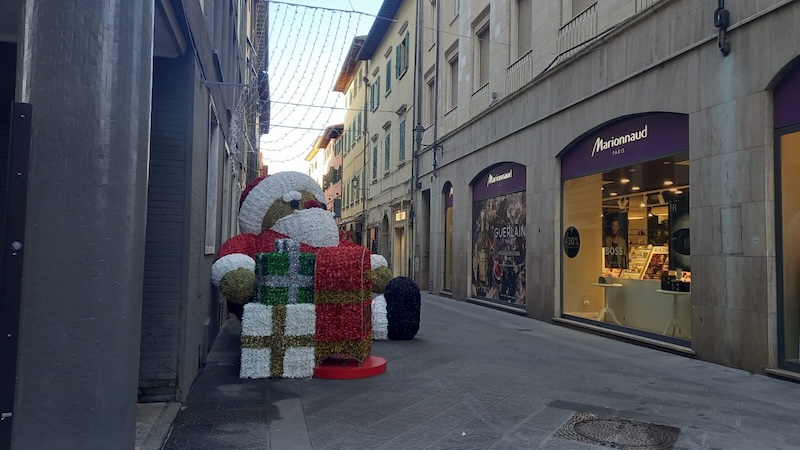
left=478, top=27, right=490, bottom=86
left=396, top=45, right=401, bottom=78
left=386, top=61, right=392, bottom=91
left=384, top=132, right=391, bottom=172
left=372, top=145, right=379, bottom=179
left=517, top=0, right=532, bottom=57
left=572, top=0, right=594, bottom=16
left=399, top=118, right=406, bottom=161
left=376, top=77, right=381, bottom=107
left=403, top=32, right=410, bottom=71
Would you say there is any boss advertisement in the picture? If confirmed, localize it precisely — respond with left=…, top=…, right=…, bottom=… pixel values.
left=471, top=191, right=526, bottom=307
left=603, top=212, right=629, bottom=269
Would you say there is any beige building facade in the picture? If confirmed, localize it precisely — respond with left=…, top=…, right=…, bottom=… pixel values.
left=334, top=36, right=368, bottom=244
left=415, top=0, right=800, bottom=378
left=358, top=0, right=418, bottom=276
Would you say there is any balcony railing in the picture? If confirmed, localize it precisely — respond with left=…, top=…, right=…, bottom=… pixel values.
left=469, top=83, right=491, bottom=117
left=505, top=50, right=534, bottom=95
left=636, top=0, right=661, bottom=13
left=556, top=3, right=598, bottom=60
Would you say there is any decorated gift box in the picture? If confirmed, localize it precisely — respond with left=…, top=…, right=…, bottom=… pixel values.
left=255, top=239, right=315, bottom=306
left=241, top=239, right=317, bottom=378
left=314, top=245, right=373, bottom=363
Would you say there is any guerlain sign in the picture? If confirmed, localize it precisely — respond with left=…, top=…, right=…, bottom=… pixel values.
left=560, top=113, right=689, bottom=180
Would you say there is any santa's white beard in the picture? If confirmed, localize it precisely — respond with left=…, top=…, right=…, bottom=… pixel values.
left=271, top=208, right=339, bottom=248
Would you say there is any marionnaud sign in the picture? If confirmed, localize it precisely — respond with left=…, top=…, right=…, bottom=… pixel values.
left=591, top=125, right=648, bottom=158
left=473, top=162, right=526, bottom=202
left=561, top=113, right=689, bottom=180
left=487, top=169, right=513, bottom=186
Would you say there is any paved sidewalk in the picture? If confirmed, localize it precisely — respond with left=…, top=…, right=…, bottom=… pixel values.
left=162, top=293, right=800, bottom=450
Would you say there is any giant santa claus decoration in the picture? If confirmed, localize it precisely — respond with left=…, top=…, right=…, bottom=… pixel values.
left=211, top=171, right=420, bottom=379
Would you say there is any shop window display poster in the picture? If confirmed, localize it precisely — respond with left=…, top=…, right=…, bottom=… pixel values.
left=669, top=198, right=691, bottom=272
left=603, top=212, right=629, bottom=269
left=471, top=192, right=526, bottom=306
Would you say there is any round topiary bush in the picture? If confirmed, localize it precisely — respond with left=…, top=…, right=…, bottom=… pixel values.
left=383, top=276, right=421, bottom=340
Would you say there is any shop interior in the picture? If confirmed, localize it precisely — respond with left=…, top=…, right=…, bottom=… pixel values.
left=563, top=152, right=692, bottom=341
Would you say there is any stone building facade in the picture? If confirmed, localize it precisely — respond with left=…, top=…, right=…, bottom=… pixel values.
left=415, top=0, right=800, bottom=380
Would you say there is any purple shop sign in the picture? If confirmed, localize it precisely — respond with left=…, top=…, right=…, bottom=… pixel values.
left=775, top=63, right=800, bottom=129
left=472, top=162, right=527, bottom=202
left=560, top=113, right=689, bottom=180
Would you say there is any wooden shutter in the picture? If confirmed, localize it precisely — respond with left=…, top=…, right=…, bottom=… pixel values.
left=396, top=45, right=401, bottom=78
left=517, top=0, right=532, bottom=56
left=572, top=0, right=593, bottom=16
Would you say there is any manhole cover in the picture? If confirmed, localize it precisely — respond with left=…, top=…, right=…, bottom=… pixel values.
left=555, top=412, right=680, bottom=450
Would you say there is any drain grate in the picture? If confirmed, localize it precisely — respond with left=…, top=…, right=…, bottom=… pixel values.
left=554, top=412, right=680, bottom=450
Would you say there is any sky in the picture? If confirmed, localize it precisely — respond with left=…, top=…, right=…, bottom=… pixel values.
left=260, top=0, right=381, bottom=174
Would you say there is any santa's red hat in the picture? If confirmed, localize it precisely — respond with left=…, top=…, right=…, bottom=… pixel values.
left=238, top=171, right=326, bottom=235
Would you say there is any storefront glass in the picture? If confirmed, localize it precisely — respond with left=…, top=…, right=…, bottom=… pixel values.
left=775, top=62, right=800, bottom=371
left=779, top=131, right=800, bottom=367
left=561, top=113, right=691, bottom=344
left=471, top=163, right=526, bottom=307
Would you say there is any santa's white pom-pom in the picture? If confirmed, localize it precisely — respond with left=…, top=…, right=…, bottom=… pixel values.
left=211, top=253, right=255, bottom=286
left=282, top=190, right=302, bottom=202
left=372, top=295, right=388, bottom=341
left=370, top=254, right=388, bottom=270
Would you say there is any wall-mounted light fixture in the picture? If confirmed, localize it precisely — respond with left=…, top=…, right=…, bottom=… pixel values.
left=714, top=0, right=731, bottom=56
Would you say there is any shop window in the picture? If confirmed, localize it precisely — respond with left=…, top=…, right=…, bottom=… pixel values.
left=563, top=153, right=691, bottom=341
left=560, top=113, right=690, bottom=344
left=471, top=163, right=526, bottom=307
left=444, top=182, right=454, bottom=291
left=778, top=130, right=800, bottom=367
left=775, top=62, right=800, bottom=371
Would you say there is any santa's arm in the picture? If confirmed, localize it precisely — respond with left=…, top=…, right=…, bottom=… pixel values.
left=212, top=234, right=258, bottom=304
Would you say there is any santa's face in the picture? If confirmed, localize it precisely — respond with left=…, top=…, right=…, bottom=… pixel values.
left=271, top=207, right=339, bottom=248
left=262, top=189, right=339, bottom=248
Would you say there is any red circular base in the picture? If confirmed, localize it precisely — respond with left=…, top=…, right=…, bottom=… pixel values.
left=313, top=355, right=387, bottom=379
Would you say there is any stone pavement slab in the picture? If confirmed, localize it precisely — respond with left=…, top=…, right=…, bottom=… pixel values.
left=162, top=293, right=800, bottom=450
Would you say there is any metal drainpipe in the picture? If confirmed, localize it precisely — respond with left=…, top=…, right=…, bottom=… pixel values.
left=410, top=0, right=424, bottom=280
left=430, top=0, right=441, bottom=294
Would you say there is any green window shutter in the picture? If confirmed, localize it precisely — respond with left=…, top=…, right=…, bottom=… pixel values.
left=386, top=61, right=391, bottom=90
left=376, top=77, right=380, bottom=107
left=404, top=31, right=410, bottom=70
left=396, top=45, right=401, bottom=78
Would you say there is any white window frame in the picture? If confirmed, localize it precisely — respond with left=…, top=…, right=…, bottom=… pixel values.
left=472, top=7, right=491, bottom=92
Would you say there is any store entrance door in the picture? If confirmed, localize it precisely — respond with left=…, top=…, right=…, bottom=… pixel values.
left=394, top=227, right=406, bottom=277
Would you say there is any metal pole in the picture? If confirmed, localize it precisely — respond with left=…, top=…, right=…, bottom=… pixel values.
left=410, top=0, right=424, bottom=281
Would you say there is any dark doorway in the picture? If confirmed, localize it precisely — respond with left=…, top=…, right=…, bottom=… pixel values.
left=1, top=103, right=31, bottom=449
left=0, top=41, right=19, bottom=449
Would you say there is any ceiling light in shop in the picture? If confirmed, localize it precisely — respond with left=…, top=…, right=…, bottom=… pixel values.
left=610, top=192, right=618, bottom=196
left=620, top=178, right=630, bottom=184
left=675, top=190, right=683, bottom=194
left=669, top=188, right=678, bottom=192
left=648, top=213, right=654, bottom=217
left=628, top=216, right=644, bottom=220
left=632, top=186, right=641, bottom=191
left=663, top=161, right=671, bottom=165
left=639, top=203, right=646, bottom=208
left=664, top=180, right=674, bottom=186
